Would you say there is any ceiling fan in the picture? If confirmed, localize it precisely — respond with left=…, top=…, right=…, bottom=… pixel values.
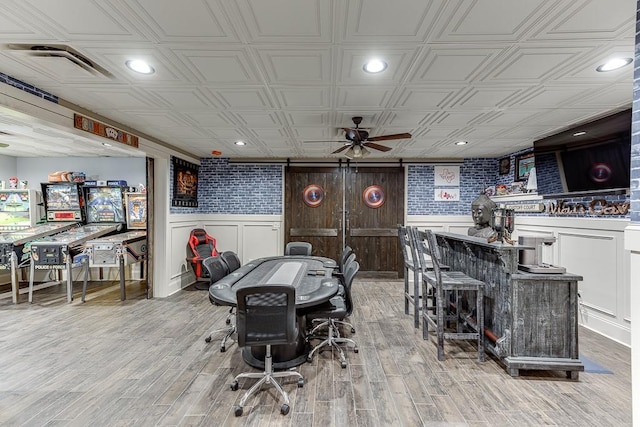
left=307, top=116, right=411, bottom=159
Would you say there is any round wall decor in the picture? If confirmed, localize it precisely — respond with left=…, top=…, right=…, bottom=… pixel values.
left=589, top=163, right=612, bottom=183
left=303, top=184, right=324, bottom=207
left=363, top=185, right=385, bottom=208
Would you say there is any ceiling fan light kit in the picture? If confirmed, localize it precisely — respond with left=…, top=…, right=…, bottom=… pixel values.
left=305, top=116, right=411, bottom=158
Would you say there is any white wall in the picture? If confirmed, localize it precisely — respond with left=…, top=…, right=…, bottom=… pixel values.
left=16, top=157, right=145, bottom=191
left=164, top=214, right=284, bottom=297
left=408, top=214, right=631, bottom=347
left=0, top=154, right=17, bottom=180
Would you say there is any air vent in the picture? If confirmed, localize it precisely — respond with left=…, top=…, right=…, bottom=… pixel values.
left=6, top=44, right=113, bottom=78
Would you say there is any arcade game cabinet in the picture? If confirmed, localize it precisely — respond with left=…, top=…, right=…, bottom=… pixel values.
left=28, top=183, right=124, bottom=303
left=0, top=188, right=78, bottom=303
left=82, top=192, right=147, bottom=301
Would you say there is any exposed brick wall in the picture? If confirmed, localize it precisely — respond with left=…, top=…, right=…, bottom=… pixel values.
left=0, top=72, right=58, bottom=103
left=170, top=158, right=282, bottom=215
left=407, top=159, right=495, bottom=215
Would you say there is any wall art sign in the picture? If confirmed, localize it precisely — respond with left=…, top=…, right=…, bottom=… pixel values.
left=363, top=185, right=385, bottom=208
left=434, top=165, right=460, bottom=186
left=172, top=156, right=199, bottom=207
left=515, top=152, right=535, bottom=181
left=303, top=184, right=324, bottom=208
left=73, top=113, right=139, bottom=148
left=499, top=157, right=511, bottom=175
left=434, top=188, right=460, bottom=201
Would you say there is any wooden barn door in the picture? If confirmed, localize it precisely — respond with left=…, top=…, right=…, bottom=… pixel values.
left=284, top=167, right=343, bottom=262
left=285, top=165, right=404, bottom=277
left=344, top=167, right=404, bottom=277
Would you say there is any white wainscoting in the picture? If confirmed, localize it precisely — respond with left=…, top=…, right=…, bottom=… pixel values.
left=408, top=215, right=631, bottom=347
left=165, top=214, right=284, bottom=297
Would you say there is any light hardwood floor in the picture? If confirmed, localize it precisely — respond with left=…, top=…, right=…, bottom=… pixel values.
left=0, top=278, right=632, bottom=426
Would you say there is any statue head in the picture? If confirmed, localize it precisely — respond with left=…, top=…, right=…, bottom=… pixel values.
left=471, top=192, right=497, bottom=229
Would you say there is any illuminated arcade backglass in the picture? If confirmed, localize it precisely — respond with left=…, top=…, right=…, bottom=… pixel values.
left=41, top=183, right=86, bottom=223
left=84, top=186, right=126, bottom=225
left=0, top=189, right=43, bottom=232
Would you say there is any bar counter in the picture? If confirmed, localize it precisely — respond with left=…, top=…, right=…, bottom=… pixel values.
left=435, top=232, right=584, bottom=378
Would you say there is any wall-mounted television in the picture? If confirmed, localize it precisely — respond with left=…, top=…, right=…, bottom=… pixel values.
left=533, top=109, right=631, bottom=198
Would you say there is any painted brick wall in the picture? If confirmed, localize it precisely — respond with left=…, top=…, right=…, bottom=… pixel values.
left=170, top=158, right=282, bottom=215
left=0, top=72, right=58, bottom=103
left=408, top=159, right=496, bottom=215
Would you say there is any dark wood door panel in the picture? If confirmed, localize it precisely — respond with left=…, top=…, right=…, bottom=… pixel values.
left=285, top=167, right=342, bottom=261
left=345, top=167, right=404, bottom=276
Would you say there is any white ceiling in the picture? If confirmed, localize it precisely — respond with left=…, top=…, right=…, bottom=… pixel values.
left=0, top=0, right=635, bottom=160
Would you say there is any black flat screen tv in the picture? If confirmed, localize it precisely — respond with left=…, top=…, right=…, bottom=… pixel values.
left=533, top=109, right=631, bottom=197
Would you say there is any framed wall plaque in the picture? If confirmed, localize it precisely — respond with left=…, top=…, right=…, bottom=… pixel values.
left=515, top=152, right=535, bottom=182
left=172, top=156, right=199, bottom=207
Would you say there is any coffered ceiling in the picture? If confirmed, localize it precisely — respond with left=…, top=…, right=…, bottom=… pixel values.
left=0, top=0, right=635, bottom=159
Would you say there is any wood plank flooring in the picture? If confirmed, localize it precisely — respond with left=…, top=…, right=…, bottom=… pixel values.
left=0, top=278, right=632, bottom=426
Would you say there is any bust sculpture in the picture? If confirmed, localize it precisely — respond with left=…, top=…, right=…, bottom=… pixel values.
left=468, top=192, right=497, bottom=238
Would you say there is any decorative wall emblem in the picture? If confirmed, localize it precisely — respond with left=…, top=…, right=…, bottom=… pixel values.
left=303, top=184, right=324, bottom=208
left=363, top=185, right=385, bottom=208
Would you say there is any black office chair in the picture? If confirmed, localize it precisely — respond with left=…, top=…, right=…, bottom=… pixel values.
left=230, top=284, right=304, bottom=417
left=284, top=241, right=312, bottom=256
left=306, top=261, right=360, bottom=368
left=219, top=251, right=242, bottom=325
left=338, top=245, right=354, bottom=273
left=203, top=256, right=236, bottom=352
left=220, top=251, right=241, bottom=273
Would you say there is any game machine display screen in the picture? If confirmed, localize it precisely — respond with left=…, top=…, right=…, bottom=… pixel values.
left=0, top=190, right=41, bottom=232
left=42, top=183, right=85, bottom=223
left=85, top=186, right=126, bottom=225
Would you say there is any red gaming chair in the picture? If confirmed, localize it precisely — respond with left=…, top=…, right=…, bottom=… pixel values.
left=187, top=228, right=218, bottom=281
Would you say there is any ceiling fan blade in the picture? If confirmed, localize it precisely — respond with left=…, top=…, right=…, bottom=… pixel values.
left=363, top=142, right=392, bottom=152
left=331, top=144, right=351, bottom=154
left=367, top=132, right=412, bottom=142
left=303, top=140, right=343, bottom=143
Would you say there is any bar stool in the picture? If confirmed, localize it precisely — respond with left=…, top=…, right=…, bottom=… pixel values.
left=398, top=225, right=420, bottom=328
left=415, top=228, right=485, bottom=362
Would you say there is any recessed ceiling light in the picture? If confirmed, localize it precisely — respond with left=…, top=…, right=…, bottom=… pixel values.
left=454, top=141, right=468, bottom=146
left=596, top=57, right=632, bottom=72
left=234, top=141, right=246, bottom=146
left=363, top=58, right=387, bottom=74
left=102, top=142, right=112, bottom=147
left=126, top=59, right=155, bottom=75
left=573, top=131, right=587, bottom=136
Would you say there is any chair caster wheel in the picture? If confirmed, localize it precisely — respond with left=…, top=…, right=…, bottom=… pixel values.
left=220, top=346, right=226, bottom=353
left=230, top=381, right=239, bottom=391
left=341, top=361, right=347, bottom=369
left=204, top=336, right=212, bottom=343
left=297, top=378, right=304, bottom=387
left=281, top=404, right=290, bottom=415
left=354, top=347, right=359, bottom=353
left=351, top=327, right=356, bottom=333
left=306, top=356, right=313, bottom=363
left=234, top=405, right=243, bottom=417
left=225, top=318, right=231, bottom=325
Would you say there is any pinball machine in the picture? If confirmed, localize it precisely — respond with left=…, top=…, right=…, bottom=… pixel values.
left=0, top=188, right=78, bottom=303
left=81, top=192, right=147, bottom=301
left=28, top=183, right=125, bottom=303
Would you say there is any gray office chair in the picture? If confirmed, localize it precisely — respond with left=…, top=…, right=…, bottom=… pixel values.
left=306, top=261, right=360, bottom=368
left=220, top=251, right=241, bottom=272
left=203, top=256, right=236, bottom=352
left=230, top=284, right=304, bottom=417
left=284, top=241, right=312, bottom=256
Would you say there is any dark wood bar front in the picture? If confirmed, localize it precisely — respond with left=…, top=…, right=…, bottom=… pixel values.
left=434, top=232, right=584, bottom=379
